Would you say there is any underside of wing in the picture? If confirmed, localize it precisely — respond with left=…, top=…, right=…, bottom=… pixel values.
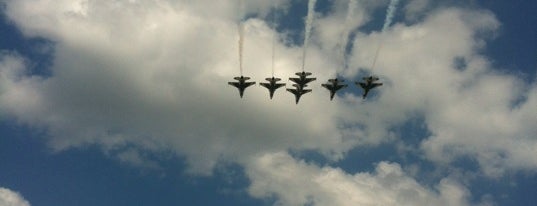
left=228, top=82, right=240, bottom=87
left=286, top=88, right=299, bottom=95
left=301, top=89, right=312, bottom=94
left=336, top=84, right=348, bottom=90
left=289, top=78, right=301, bottom=83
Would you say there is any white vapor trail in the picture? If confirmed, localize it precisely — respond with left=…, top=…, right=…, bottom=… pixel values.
left=382, top=0, right=400, bottom=31
left=271, top=1, right=278, bottom=77
left=238, top=0, right=245, bottom=76
left=338, top=0, right=357, bottom=70
left=238, top=22, right=244, bottom=76
left=371, top=0, right=400, bottom=72
left=302, top=0, right=317, bottom=71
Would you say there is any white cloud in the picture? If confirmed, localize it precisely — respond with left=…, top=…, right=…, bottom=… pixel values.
left=246, top=152, right=471, bottom=206
left=344, top=8, right=537, bottom=177
left=0, top=188, right=31, bottom=206
left=404, top=0, right=430, bottom=21
left=1, top=0, right=536, bottom=204
left=1, top=0, right=357, bottom=175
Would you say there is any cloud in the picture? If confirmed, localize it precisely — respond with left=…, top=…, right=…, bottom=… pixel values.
left=404, top=0, right=430, bottom=21
left=1, top=0, right=537, bottom=204
left=345, top=8, right=537, bottom=177
left=1, top=0, right=358, bottom=175
left=246, top=152, right=472, bottom=206
left=0, top=187, right=31, bottom=206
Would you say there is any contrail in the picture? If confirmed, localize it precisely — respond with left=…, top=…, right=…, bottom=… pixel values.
left=271, top=25, right=275, bottom=77
left=370, top=41, right=383, bottom=72
left=382, top=0, right=400, bottom=32
left=302, top=0, right=317, bottom=72
left=371, top=0, right=400, bottom=71
left=271, top=1, right=278, bottom=77
left=238, top=22, right=244, bottom=76
left=338, top=0, right=357, bottom=70
left=238, top=0, right=245, bottom=76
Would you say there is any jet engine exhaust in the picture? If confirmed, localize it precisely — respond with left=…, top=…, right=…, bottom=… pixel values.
left=302, top=0, right=317, bottom=72
left=371, top=0, right=400, bottom=72
left=338, top=0, right=357, bottom=71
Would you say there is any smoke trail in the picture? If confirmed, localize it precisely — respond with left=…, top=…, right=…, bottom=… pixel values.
left=302, top=0, right=317, bottom=71
left=271, top=1, right=278, bottom=77
left=238, top=0, right=245, bottom=76
left=338, top=0, right=357, bottom=70
left=370, top=41, right=383, bottom=71
left=271, top=28, right=275, bottom=77
left=382, top=0, right=400, bottom=32
left=238, top=22, right=244, bottom=76
left=371, top=0, right=400, bottom=71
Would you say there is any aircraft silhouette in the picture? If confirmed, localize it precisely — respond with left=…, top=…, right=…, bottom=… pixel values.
left=228, top=76, right=256, bottom=98
left=356, top=76, right=383, bottom=99
left=260, top=77, right=286, bottom=99
left=289, top=71, right=316, bottom=89
left=321, top=78, right=348, bottom=100
left=287, top=84, right=312, bottom=104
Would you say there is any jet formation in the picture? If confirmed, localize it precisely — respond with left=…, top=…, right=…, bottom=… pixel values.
left=229, top=73, right=382, bottom=103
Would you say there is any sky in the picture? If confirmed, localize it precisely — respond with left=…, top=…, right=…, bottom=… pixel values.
left=1, top=0, right=536, bottom=205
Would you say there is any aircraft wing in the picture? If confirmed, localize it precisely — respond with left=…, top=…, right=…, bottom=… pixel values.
left=335, top=84, right=348, bottom=90
left=228, top=82, right=240, bottom=87
left=357, top=82, right=367, bottom=88
left=321, top=84, right=332, bottom=89
left=287, top=88, right=299, bottom=95
left=289, top=77, right=301, bottom=83
left=275, top=83, right=286, bottom=88
left=259, top=82, right=270, bottom=88
left=301, top=89, right=312, bottom=94
left=371, top=83, right=383, bottom=88
left=303, top=78, right=316, bottom=84
left=244, top=82, right=256, bottom=87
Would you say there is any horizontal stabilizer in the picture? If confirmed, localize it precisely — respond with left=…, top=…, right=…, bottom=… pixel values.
left=265, top=77, right=282, bottom=81
left=234, top=76, right=251, bottom=80
left=292, top=84, right=308, bottom=88
left=328, top=78, right=344, bottom=83
left=295, top=72, right=312, bottom=76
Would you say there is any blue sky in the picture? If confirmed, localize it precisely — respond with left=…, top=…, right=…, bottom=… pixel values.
left=1, top=0, right=536, bottom=205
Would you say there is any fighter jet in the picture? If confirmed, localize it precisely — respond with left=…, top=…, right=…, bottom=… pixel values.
left=228, top=76, right=256, bottom=98
left=260, top=77, right=286, bottom=99
left=289, top=71, right=316, bottom=89
left=355, top=76, right=383, bottom=99
left=287, top=84, right=312, bottom=104
left=321, top=78, right=348, bottom=100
